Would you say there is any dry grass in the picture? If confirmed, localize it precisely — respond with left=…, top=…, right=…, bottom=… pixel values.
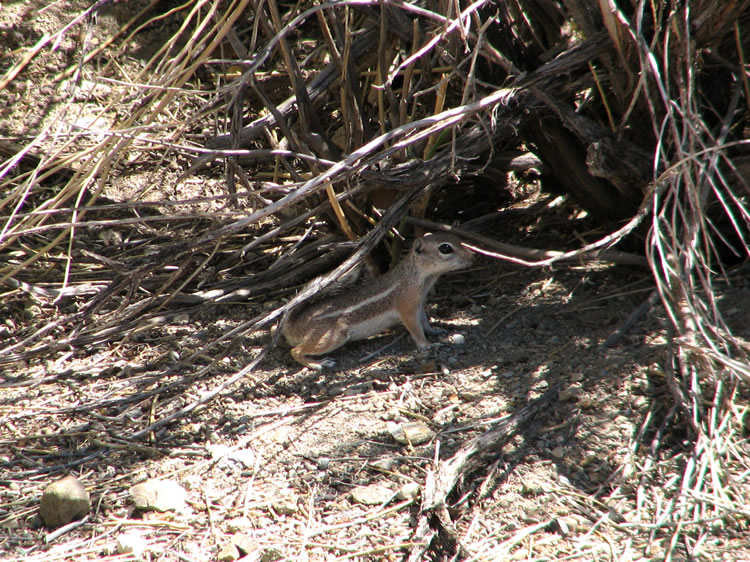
left=1, top=0, right=749, bottom=560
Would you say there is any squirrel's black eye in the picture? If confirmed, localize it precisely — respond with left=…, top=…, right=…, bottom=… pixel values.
left=439, top=243, right=454, bottom=255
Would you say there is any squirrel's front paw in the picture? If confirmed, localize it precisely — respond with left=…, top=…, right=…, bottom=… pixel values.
left=317, top=358, right=337, bottom=370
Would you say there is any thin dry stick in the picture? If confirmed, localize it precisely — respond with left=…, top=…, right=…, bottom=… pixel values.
left=423, top=74, right=450, bottom=159
left=409, top=383, right=561, bottom=561
left=324, top=181, right=358, bottom=240
left=398, top=18, right=420, bottom=128
left=406, top=217, right=649, bottom=267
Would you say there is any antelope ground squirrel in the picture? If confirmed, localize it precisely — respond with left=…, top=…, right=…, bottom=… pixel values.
left=282, top=233, right=473, bottom=369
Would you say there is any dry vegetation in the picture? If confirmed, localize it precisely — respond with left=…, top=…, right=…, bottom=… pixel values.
left=1, top=0, right=750, bottom=560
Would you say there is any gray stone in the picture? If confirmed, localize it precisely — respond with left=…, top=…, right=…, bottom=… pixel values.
left=39, top=475, right=90, bottom=529
left=396, top=482, right=420, bottom=501
left=129, top=479, right=187, bottom=513
left=231, top=534, right=255, bottom=555
left=350, top=484, right=392, bottom=506
left=226, top=516, right=252, bottom=533
left=388, top=421, right=435, bottom=445
left=449, top=333, right=465, bottom=345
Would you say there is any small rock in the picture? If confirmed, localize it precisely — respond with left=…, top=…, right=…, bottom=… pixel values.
left=208, top=443, right=232, bottom=460
left=271, top=499, right=298, bottom=515
left=559, top=385, right=583, bottom=401
left=521, top=508, right=546, bottom=524
left=351, top=484, right=392, bottom=506
left=327, top=384, right=345, bottom=396
left=369, top=458, right=396, bottom=472
left=39, top=475, right=90, bottom=529
left=396, top=482, right=420, bottom=501
left=115, top=530, right=146, bottom=557
left=382, top=408, right=400, bottom=421
left=580, top=452, right=598, bottom=467
left=217, top=543, right=240, bottom=562
left=231, top=533, right=255, bottom=555
left=521, top=482, right=544, bottom=496
left=388, top=421, right=435, bottom=445
left=449, top=333, right=465, bottom=345
left=98, top=229, right=122, bottom=246
left=342, top=382, right=372, bottom=396
left=553, top=517, right=570, bottom=537
left=129, top=479, right=187, bottom=513
left=24, top=304, right=42, bottom=319
left=230, top=449, right=256, bottom=469
left=226, top=516, right=253, bottom=533
left=551, top=445, right=565, bottom=458
left=174, top=313, right=189, bottom=324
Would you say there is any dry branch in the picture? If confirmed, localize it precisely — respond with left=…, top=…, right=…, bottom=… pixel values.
left=2, top=1, right=750, bottom=557
left=408, top=384, right=561, bottom=561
